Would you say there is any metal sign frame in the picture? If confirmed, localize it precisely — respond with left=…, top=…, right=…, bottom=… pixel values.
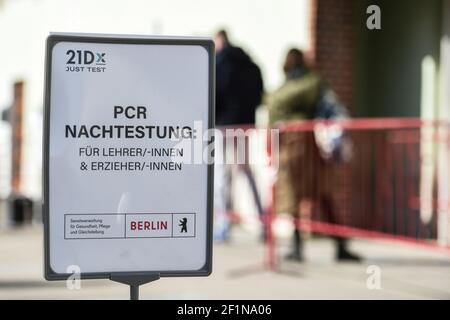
left=43, top=33, right=214, bottom=281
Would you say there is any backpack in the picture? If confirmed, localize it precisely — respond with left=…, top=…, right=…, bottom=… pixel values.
left=313, top=88, right=353, bottom=163
left=238, top=60, right=263, bottom=123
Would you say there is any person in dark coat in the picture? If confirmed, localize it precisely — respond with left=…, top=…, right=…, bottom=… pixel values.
left=215, top=30, right=263, bottom=126
left=213, top=30, right=265, bottom=241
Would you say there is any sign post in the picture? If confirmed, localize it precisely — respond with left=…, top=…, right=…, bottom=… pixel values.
left=43, top=33, right=214, bottom=299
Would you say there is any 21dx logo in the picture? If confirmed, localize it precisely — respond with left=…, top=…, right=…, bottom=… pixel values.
left=66, top=50, right=106, bottom=66
left=65, top=49, right=107, bottom=73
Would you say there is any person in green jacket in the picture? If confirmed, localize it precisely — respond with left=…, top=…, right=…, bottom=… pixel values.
left=267, top=48, right=361, bottom=262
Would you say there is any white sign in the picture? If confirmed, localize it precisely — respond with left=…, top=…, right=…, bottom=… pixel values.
left=43, top=33, right=214, bottom=279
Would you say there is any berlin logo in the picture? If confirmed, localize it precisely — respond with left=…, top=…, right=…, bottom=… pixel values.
left=179, top=218, right=188, bottom=233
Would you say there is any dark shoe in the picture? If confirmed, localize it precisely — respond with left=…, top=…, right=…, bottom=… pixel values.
left=337, top=249, right=362, bottom=262
left=284, top=229, right=303, bottom=262
left=285, top=251, right=304, bottom=262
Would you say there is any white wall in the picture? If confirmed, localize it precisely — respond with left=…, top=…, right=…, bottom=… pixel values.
left=437, top=0, right=450, bottom=246
left=0, top=124, right=11, bottom=198
left=0, top=0, right=311, bottom=198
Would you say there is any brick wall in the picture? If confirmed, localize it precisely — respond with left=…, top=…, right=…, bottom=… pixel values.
left=11, top=81, right=24, bottom=194
left=308, top=0, right=355, bottom=112
left=307, top=0, right=357, bottom=225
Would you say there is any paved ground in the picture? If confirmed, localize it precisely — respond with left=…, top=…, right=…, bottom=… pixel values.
left=0, top=225, right=449, bottom=300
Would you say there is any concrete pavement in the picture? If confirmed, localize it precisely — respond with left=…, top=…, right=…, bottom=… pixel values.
left=0, top=226, right=449, bottom=299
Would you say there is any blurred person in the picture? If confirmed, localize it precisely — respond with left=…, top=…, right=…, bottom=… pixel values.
left=215, top=29, right=263, bottom=125
left=266, top=48, right=361, bottom=262
left=213, top=29, right=264, bottom=241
